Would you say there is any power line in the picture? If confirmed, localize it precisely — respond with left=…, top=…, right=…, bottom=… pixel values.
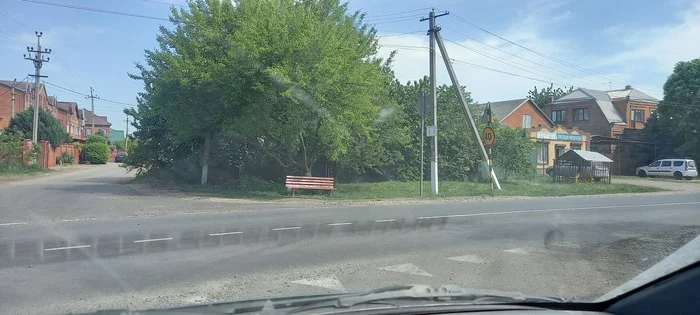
left=364, top=8, right=432, bottom=19
left=365, top=14, right=424, bottom=22
left=20, top=0, right=170, bottom=21
left=0, top=76, right=30, bottom=97
left=442, top=25, right=605, bottom=88
left=441, top=36, right=572, bottom=87
left=43, top=81, right=136, bottom=108
left=141, top=0, right=185, bottom=7
left=379, top=31, right=425, bottom=38
left=0, top=11, right=32, bottom=29
left=450, top=58, right=562, bottom=85
left=449, top=14, right=662, bottom=93
left=370, top=17, right=419, bottom=25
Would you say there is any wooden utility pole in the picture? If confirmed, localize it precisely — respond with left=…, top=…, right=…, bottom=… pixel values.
left=24, top=31, right=50, bottom=144
left=87, top=87, right=99, bottom=130
left=10, top=79, right=16, bottom=118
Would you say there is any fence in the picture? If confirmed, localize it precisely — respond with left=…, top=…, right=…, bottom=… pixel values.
left=21, top=139, right=80, bottom=168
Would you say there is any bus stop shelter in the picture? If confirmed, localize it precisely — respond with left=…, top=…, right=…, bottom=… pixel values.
left=552, top=150, right=613, bottom=183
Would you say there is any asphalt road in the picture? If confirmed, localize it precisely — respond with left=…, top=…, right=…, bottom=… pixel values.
left=1, top=164, right=699, bottom=314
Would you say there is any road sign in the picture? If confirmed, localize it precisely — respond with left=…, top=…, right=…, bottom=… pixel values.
left=482, top=126, right=495, bottom=147
left=415, top=92, right=433, bottom=119
left=426, top=126, right=437, bottom=137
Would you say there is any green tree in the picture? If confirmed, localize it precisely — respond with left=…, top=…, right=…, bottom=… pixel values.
left=527, top=84, right=574, bottom=108
left=7, top=108, right=70, bottom=147
left=656, top=58, right=700, bottom=162
left=130, top=0, right=392, bottom=183
left=0, top=132, right=24, bottom=162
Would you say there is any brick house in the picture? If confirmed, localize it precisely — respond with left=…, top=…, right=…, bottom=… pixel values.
left=81, top=109, right=111, bottom=138
left=483, top=98, right=590, bottom=172
left=0, top=80, right=52, bottom=130
left=57, top=101, right=83, bottom=140
left=544, top=86, right=659, bottom=174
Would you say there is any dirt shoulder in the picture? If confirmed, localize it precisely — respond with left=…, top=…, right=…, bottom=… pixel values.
left=613, top=176, right=700, bottom=192
left=0, top=164, right=97, bottom=185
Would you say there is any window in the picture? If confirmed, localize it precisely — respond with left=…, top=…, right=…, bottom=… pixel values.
left=673, top=161, right=684, bottom=167
left=537, top=142, right=549, bottom=164
left=573, top=108, right=588, bottom=121
left=551, top=110, right=566, bottom=123
left=522, top=115, right=531, bottom=129
left=661, top=161, right=672, bottom=167
left=649, top=161, right=660, bottom=167
left=632, top=109, right=645, bottom=122
left=555, top=145, right=566, bottom=158
left=571, top=143, right=582, bottom=150
left=85, top=129, right=92, bottom=136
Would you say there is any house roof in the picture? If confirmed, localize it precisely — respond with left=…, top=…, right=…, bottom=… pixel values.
left=559, top=150, right=613, bottom=163
left=0, top=80, right=31, bottom=92
left=82, top=109, right=112, bottom=127
left=607, top=88, right=659, bottom=103
left=553, top=88, right=625, bottom=124
left=479, top=98, right=554, bottom=126
left=57, top=101, right=78, bottom=114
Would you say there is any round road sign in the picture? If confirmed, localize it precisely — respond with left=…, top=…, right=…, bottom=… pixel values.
left=482, top=126, right=496, bottom=147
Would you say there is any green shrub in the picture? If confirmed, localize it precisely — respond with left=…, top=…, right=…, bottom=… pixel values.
left=84, top=142, right=110, bottom=164
left=0, top=132, right=24, bottom=162
left=86, top=134, right=108, bottom=144
left=58, top=151, right=75, bottom=165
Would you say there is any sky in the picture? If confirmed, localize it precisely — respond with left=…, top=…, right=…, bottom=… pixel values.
left=1, top=0, right=699, bottom=133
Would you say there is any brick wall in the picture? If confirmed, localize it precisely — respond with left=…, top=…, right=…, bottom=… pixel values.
left=545, top=100, right=613, bottom=136
left=0, top=87, right=28, bottom=130
left=501, top=100, right=553, bottom=129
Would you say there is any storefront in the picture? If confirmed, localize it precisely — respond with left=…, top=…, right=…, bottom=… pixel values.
left=529, top=126, right=590, bottom=173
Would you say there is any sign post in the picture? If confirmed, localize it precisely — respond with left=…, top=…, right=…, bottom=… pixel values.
left=482, top=125, right=496, bottom=194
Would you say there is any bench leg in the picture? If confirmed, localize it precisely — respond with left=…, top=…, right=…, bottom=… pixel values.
left=292, top=188, right=296, bottom=197
left=329, top=190, right=333, bottom=197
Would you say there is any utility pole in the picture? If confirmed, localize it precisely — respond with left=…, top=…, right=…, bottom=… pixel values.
left=421, top=9, right=448, bottom=195
left=87, top=87, right=99, bottom=130
left=124, top=115, right=129, bottom=151
left=10, top=79, right=16, bottom=118
left=24, top=32, right=50, bottom=144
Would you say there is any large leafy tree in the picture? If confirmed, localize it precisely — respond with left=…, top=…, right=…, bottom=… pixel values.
left=657, top=58, right=700, bottom=162
left=130, top=0, right=392, bottom=183
left=7, top=107, right=70, bottom=147
left=527, top=84, right=574, bottom=108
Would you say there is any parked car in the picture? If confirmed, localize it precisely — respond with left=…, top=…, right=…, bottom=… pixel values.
left=635, top=159, right=697, bottom=180
left=546, top=162, right=610, bottom=181
left=114, top=151, right=128, bottom=163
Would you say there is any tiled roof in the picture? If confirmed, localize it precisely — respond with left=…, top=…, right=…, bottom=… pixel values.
left=485, top=98, right=527, bottom=121
left=0, top=80, right=31, bottom=92
left=57, top=101, right=78, bottom=114
left=82, top=109, right=112, bottom=127
left=553, top=88, right=625, bottom=124
left=607, top=88, right=659, bottom=103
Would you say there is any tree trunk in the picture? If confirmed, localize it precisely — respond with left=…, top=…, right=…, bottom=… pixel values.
left=201, top=131, right=212, bottom=185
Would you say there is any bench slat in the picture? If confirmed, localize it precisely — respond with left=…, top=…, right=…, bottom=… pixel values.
left=286, top=176, right=333, bottom=180
left=285, top=175, right=335, bottom=197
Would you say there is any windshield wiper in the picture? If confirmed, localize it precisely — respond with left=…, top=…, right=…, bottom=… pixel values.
left=287, top=284, right=564, bottom=314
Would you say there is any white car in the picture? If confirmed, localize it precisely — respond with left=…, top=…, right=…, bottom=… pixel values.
left=635, top=159, right=697, bottom=180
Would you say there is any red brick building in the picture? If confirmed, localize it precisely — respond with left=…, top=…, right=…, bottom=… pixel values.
left=81, top=109, right=112, bottom=138
left=56, top=101, right=83, bottom=140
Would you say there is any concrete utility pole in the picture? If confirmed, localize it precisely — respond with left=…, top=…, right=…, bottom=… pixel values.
left=24, top=32, right=50, bottom=144
left=421, top=9, right=448, bottom=195
left=87, top=87, right=99, bottom=130
left=124, top=115, right=129, bottom=151
left=10, top=79, right=16, bottom=118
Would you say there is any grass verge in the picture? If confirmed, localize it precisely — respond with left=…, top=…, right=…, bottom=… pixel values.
left=152, top=176, right=662, bottom=201
left=0, top=162, right=53, bottom=178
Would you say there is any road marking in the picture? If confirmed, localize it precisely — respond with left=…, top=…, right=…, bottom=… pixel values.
left=446, top=254, right=487, bottom=264
left=374, top=219, right=396, bottom=223
left=61, top=218, right=97, bottom=222
left=133, top=237, right=173, bottom=243
left=272, top=226, right=302, bottom=231
left=208, top=231, right=242, bottom=236
left=503, top=248, right=529, bottom=255
left=44, top=245, right=91, bottom=251
left=416, top=201, right=700, bottom=220
left=0, top=221, right=29, bottom=226
left=291, top=277, right=346, bottom=291
left=378, top=263, right=433, bottom=277
left=328, top=222, right=353, bottom=226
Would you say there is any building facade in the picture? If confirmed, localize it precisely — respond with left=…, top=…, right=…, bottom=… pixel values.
left=81, top=109, right=112, bottom=138
left=56, top=101, right=83, bottom=140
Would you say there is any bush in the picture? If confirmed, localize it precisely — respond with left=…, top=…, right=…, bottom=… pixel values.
left=0, top=132, right=24, bottom=162
left=86, top=134, right=108, bottom=144
left=84, top=142, right=110, bottom=164
left=58, top=151, right=75, bottom=165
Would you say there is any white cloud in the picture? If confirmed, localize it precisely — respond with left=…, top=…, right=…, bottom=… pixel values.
left=600, top=1, right=700, bottom=73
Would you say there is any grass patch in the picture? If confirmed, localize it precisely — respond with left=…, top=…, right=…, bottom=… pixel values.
left=142, top=175, right=662, bottom=201
left=0, top=162, right=53, bottom=177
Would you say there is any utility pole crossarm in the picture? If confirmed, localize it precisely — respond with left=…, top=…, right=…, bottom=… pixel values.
left=24, top=31, right=51, bottom=144
left=433, top=31, right=502, bottom=189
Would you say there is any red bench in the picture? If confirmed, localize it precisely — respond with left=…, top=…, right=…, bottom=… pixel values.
left=285, top=176, right=335, bottom=197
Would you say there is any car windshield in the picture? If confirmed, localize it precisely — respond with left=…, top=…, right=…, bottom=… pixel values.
left=0, top=1, right=699, bottom=314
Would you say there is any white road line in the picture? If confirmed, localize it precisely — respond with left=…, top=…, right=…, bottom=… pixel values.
left=0, top=221, right=29, bottom=226
left=328, top=222, right=353, bottom=226
left=208, top=231, right=242, bottom=236
left=415, top=201, right=700, bottom=220
left=133, top=237, right=173, bottom=243
left=44, top=245, right=91, bottom=252
left=272, top=226, right=302, bottom=231
left=61, top=218, right=97, bottom=222
left=374, top=219, right=396, bottom=223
